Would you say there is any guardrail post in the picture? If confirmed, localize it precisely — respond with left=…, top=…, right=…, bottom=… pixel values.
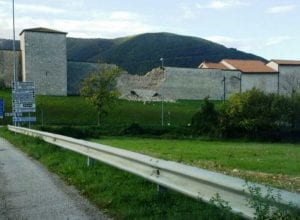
left=87, top=156, right=94, bottom=166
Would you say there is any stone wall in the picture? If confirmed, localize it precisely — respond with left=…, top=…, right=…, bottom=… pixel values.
left=158, top=67, right=241, bottom=100
left=278, top=66, right=300, bottom=95
left=241, top=73, right=279, bottom=94
left=21, top=31, right=67, bottom=96
left=118, top=67, right=282, bottom=101
left=0, top=50, right=21, bottom=88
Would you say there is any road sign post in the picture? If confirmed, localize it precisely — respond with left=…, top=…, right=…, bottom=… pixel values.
left=12, top=82, right=36, bottom=126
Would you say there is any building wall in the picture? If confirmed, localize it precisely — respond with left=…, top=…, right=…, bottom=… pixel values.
left=241, top=73, right=279, bottom=94
left=0, top=50, right=22, bottom=88
left=157, top=67, right=241, bottom=100
left=20, top=31, right=67, bottom=96
left=278, top=65, right=300, bottom=95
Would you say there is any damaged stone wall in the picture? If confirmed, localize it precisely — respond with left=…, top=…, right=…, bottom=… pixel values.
left=118, top=67, right=241, bottom=101
left=117, top=67, right=165, bottom=98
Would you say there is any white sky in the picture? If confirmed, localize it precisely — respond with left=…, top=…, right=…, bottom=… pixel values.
left=0, top=0, right=299, bottom=60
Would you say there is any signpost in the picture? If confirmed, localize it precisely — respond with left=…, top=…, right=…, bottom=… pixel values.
left=12, top=81, right=36, bottom=126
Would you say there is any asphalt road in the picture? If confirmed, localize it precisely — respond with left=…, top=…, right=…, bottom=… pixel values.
left=0, top=137, right=110, bottom=220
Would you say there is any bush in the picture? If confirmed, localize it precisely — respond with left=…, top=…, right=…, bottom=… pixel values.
left=122, top=122, right=145, bottom=135
left=220, top=89, right=300, bottom=139
left=220, top=89, right=277, bottom=137
left=191, top=97, right=219, bottom=135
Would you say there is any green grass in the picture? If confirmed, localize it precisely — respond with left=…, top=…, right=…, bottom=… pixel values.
left=0, top=127, right=241, bottom=219
left=0, top=89, right=202, bottom=127
left=93, top=137, right=300, bottom=192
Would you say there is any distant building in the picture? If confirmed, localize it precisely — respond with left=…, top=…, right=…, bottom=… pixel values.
left=20, top=27, right=68, bottom=96
left=198, top=59, right=279, bottom=95
left=267, top=60, right=300, bottom=95
left=221, top=59, right=279, bottom=94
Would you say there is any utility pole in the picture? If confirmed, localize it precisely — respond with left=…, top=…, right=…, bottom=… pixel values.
left=12, top=0, right=17, bottom=126
left=12, top=0, right=16, bottom=83
left=160, top=57, right=164, bottom=69
left=160, top=58, right=165, bottom=127
left=222, top=76, right=226, bottom=101
left=161, top=95, right=164, bottom=127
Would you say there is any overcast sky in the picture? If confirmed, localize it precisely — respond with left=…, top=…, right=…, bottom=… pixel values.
left=0, top=0, right=299, bottom=60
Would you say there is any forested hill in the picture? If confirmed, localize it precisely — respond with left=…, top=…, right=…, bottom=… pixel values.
left=1, top=32, right=265, bottom=75
left=67, top=32, right=265, bottom=74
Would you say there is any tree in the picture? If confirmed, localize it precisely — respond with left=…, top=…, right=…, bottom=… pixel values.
left=80, top=65, right=121, bottom=125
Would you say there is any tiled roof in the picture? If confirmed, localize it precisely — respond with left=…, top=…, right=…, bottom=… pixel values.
left=271, top=59, right=300, bottom=65
left=20, top=27, right=67, bottom=35
left=199, top=62, right=228, bottom=69
left=222, top=59, right=277, bottom=73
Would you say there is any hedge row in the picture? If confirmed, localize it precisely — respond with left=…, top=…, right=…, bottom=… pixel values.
left=191, top=89, right=300, bottom=140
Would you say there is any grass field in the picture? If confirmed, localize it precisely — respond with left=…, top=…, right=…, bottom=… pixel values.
left=0, top=89, right=201, bottom=127
left=0, top=127, right=241, bottom=220
left=93, top=137, right=300, bottom=192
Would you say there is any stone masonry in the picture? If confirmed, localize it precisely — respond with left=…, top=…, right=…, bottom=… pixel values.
left=20, top=28, right=67, bottom=96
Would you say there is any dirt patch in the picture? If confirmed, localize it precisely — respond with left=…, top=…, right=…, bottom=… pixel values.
left=190, top=160, right=300, bottom=193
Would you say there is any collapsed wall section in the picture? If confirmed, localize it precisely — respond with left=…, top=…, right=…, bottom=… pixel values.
left=117, top=68, right=165, bottom=98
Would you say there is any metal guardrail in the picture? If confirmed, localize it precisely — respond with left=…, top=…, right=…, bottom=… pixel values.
left=8, top=125, right=300, bottom=219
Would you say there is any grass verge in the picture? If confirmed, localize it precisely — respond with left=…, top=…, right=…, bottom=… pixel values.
left=0, top=127, right=242, bottom=219
left=93, top=137, right=300, bottom=192
left=0, top=89, right=203, bottom=127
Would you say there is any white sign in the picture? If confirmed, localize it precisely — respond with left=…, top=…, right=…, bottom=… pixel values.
left=12, top=81, right=36, bottom=124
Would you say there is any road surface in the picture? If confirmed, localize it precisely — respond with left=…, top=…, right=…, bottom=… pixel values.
left=0, top=137, right=109, bottom=220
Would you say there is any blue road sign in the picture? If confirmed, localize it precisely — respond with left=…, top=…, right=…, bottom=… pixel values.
left=0, top=99, right=4, bottom=119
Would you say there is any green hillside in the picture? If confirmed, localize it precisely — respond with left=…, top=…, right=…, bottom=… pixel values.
left=1, top=32, right=265, bottom=75
left=67, top=32, right=265, bottom=74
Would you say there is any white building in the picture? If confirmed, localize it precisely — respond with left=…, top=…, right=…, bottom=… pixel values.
left=199, top=59, right=279, bottom=94
left=267, top=60, right=300, bottom=95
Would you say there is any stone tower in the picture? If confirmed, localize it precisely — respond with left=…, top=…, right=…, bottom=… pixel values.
left=20, top=27, right=67, bottom=96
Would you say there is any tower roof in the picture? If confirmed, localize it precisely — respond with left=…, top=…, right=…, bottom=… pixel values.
left=20, top=27, right=67, bottom=35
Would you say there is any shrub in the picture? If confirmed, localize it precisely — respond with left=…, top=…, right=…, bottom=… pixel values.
left=222, top=89, right=277, bottom=134
left=247, top=184, right=300, bottom=219
left=191, top=97, right=219, bottom=135
left=122, top=122, right=145, bottom=135
left=218, top=89, right=300, bottom=139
